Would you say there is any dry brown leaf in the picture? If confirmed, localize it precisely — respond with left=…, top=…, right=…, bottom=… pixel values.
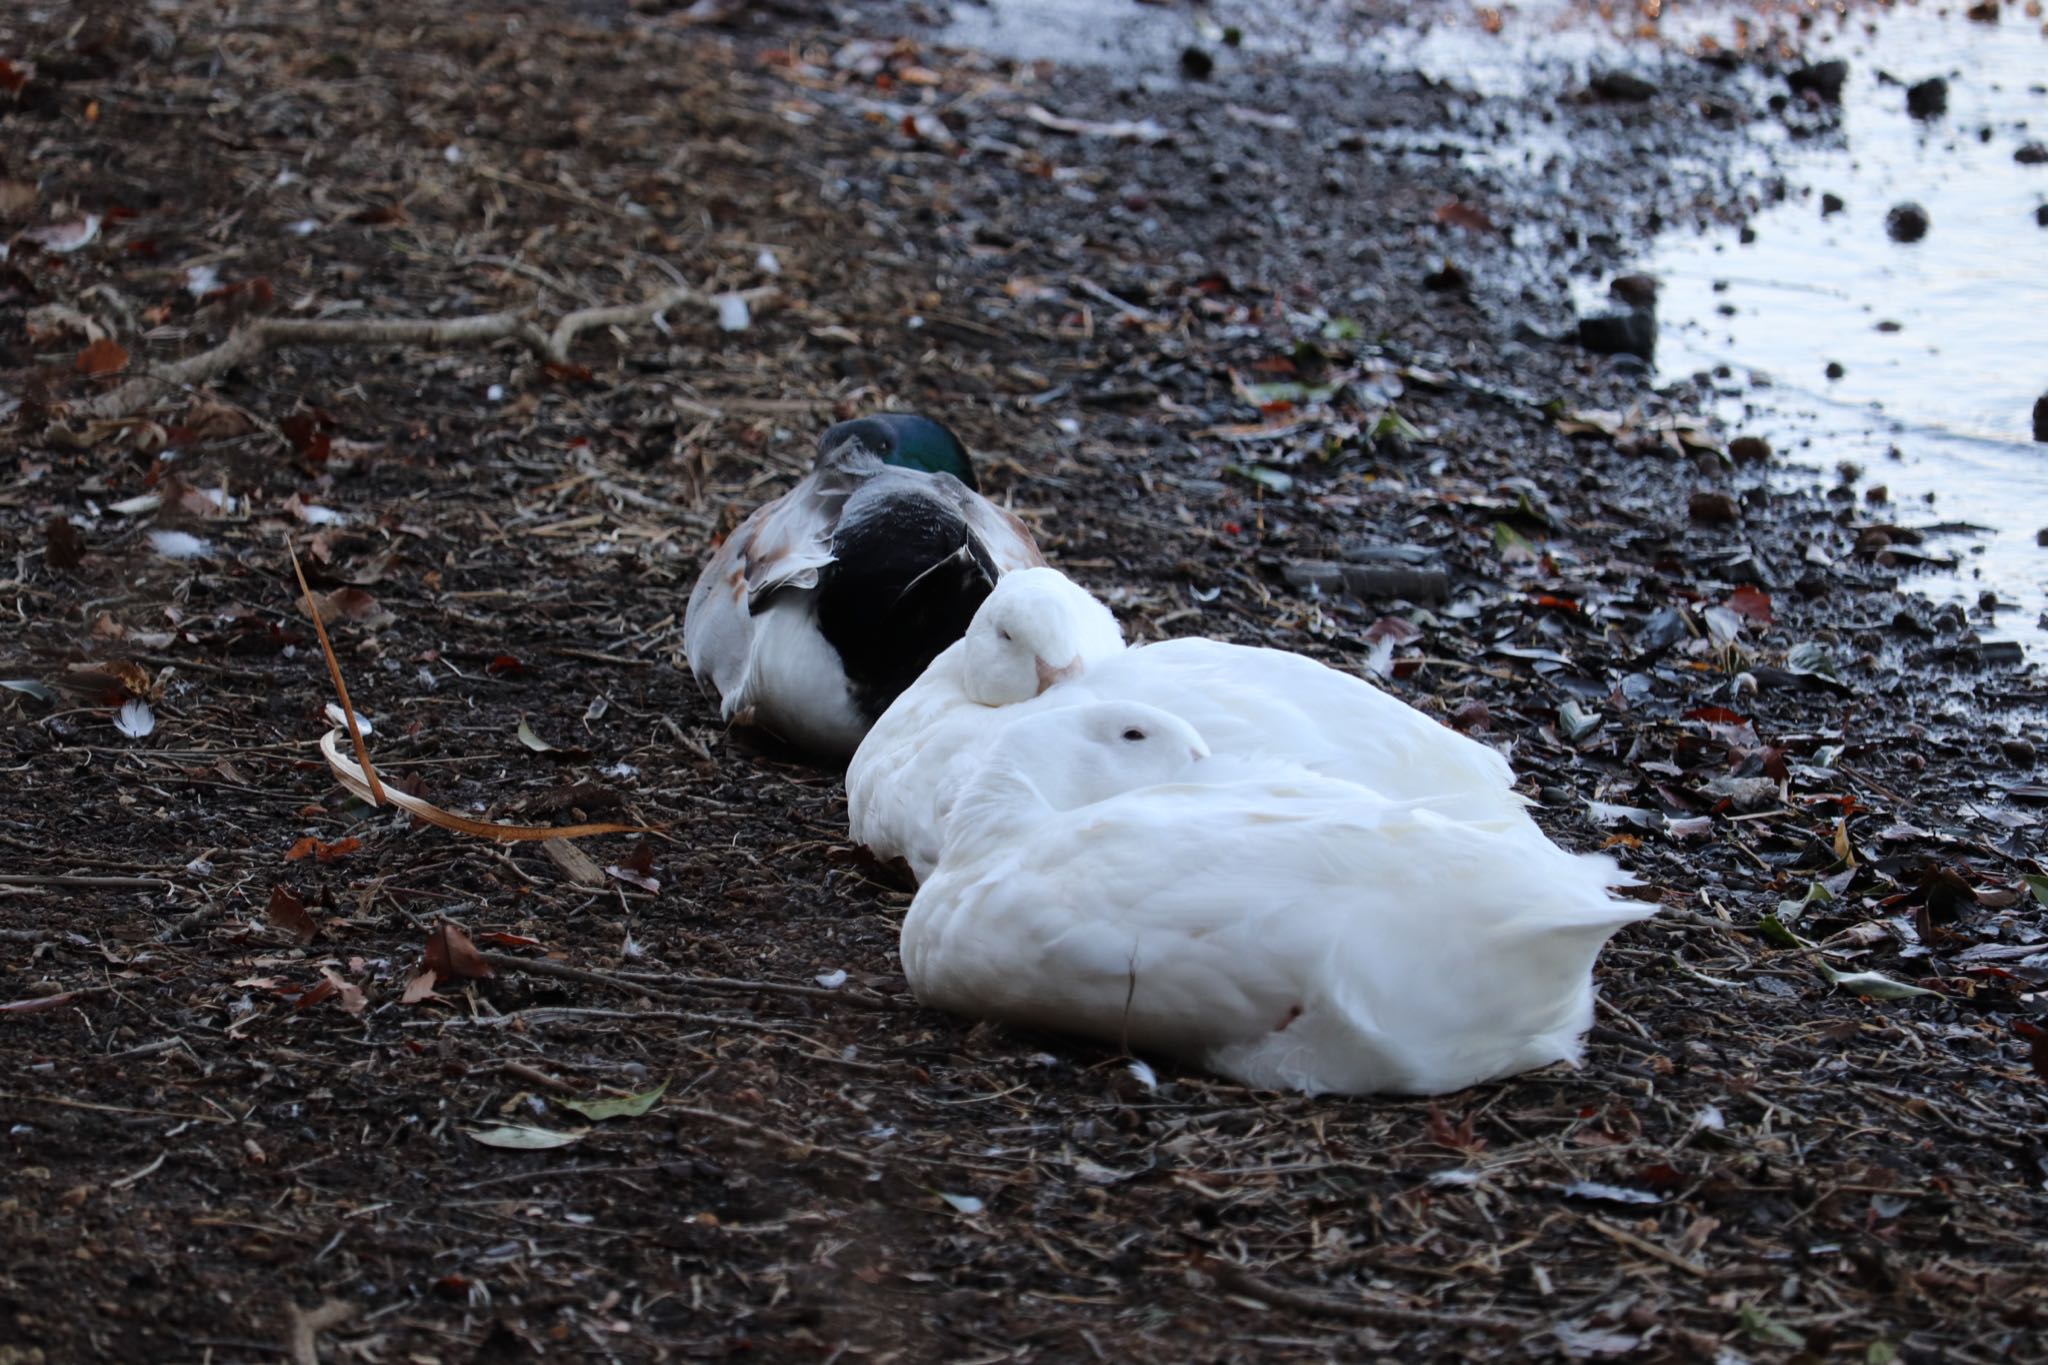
left=424, top=922, right=492, bottom=981
left=182, top=396, right=254, bottom=441
left=401, top=969, right=439, bottom=1004
left=540, top=837, right=608, bottom=887
left=320, top=967, right=367, bottom=1015
left=74, top=338, right=130, bottom=376
left=0, top=178, right=37, bottom=221
left=265, top=885, right=318, bottom=944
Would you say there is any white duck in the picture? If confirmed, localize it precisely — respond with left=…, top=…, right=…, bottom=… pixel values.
left=848, top=566, right=1527, bottom=881
left=847, top=566, right=1127, bottom=869
left=683, top=414, right=1043, bottom=756
left=902, top=701, right=1649, bottom=1096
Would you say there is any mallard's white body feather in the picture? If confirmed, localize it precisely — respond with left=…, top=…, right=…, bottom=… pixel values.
left=902, top=704, right=1647, bottom=1096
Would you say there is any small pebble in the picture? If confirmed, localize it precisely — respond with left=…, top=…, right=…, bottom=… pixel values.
left=1886, top=201, right=1930, bottom=242
left=2001, top=738, right=2037, bottom=767
left=1688, top=490, right=1740, bottom=525
left=2016, top=142, right=2048, bottom=165
left=1825, top=361, right=1846, bottom=380
left=1821, top=191, right=1845, bottom=215
left=1906, top=77, right=1947, bottom=118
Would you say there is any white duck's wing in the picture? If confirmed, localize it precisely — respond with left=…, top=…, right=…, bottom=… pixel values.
left=682, top=462, right=866, bottom=708
left=906, top=774, right=1644, bottom=1095
left=1090, top=639, right=1525, bottom=816
left=845, top=637, right=977, bottom=870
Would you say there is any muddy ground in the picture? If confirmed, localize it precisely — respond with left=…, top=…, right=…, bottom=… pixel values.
left=3, top=1, right=2047, bottom=1361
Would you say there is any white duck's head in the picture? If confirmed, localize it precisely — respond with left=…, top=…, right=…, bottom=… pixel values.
left=959, top=567, right=1125, bottom=706
left=987, top=701, right=1209, bottom=811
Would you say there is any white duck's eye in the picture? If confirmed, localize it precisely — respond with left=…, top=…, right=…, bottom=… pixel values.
left=997, top=629, right=1013, bottom=643
left=1121, top=727, right=1146, bottom=742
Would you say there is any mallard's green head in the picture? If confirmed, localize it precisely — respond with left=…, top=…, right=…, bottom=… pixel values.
left=817, top=414, right=978, bottom=491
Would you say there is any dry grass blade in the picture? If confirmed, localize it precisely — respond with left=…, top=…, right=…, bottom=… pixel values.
left=288, top=541, right=384, bottom=806
left=293, top=537, right=654, bottom=842
left=318, top=731, right=655, bottom=842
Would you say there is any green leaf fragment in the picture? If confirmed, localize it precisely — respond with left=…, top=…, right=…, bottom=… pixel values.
left=558, top=1079, right=670, bottom=1122
left=1757, top=915, right=1811, bottom=950
left=2023, top=874, right=2048, bottom=908
left=1224, top=463, right=1294, bottom=494
left=1738, top=1306, right=1806, bottom=1348
left=1817, top=964, right=1941, bottom=1000
left=463, top=1122, right=589, bottom=1150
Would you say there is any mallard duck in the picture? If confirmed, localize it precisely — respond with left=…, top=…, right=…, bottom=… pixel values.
left=683, top=414, right=1043, bottom=756
left=902, top=701, right=1648, bottom=1096
left=848, top=566, right=1527, bottom=880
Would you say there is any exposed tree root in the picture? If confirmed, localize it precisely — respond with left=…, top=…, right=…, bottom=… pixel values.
left=64, top=284, right=779, bottom=421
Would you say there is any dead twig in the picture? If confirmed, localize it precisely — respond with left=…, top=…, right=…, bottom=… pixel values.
left=285, top=1299, right=358, bottom=1365
left=1203, top=1259, right=1529, bottom=1336
left=64, top=285, right=778, bottom=421
left=477, top=949, right=684, bottom=1001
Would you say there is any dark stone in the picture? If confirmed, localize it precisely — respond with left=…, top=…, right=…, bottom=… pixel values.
left=2002, top=738, right=2038, bottom=767
left=1728, top=435, right=1772, bottom=464
left=1821, top=192, right=1845, bottom=215
left=1179, top=45, right=1214, bottom=79
left=1576, top=309, right=1656, bottom=359
left=1906, top=77, right=1947, bottom=118
left=1885, top=201, right=1929, bottom=242
left=1739, top=225, right=1757, bottom=244
left=1825, top=361, right=1846, bottom=380
left=1592, top=70, right=1659, bottom=101
left=1609, top=274, right=1658, bottom=308
left=1787, top=60, right=1849, bottom=103
left=1422, top=262, right=1469, bottom=293
left=2017, top=142, right=2048, bottom=165
left=1688, top=490, right=1741, bottom=525
left=2034, top=394, right=2048, bottom=443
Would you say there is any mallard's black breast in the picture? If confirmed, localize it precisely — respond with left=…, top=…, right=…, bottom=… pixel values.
left=814, top=485, right=998, bottom=722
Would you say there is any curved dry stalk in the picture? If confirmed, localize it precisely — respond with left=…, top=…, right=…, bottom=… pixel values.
left=63, top=284, right=778, bottom=421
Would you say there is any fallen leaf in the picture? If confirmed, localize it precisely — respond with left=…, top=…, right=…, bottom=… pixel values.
left=319, top=967, right=366, bottom=1015
left=936, top=1191, right=986, bottom=1215
left=1818, top=964, right=1941, bottom=999
left=1, top=679, right=59, bottom=704
left=265, top=885, right=318, bottom=944
left=1022, top=103, right=1171, bottom=143
left=540, top=837, right=607, bottom=887
left=284, top=836, right=359, bottom=863
left=24, top=213, right=100, bottom=253
left=308, top=587, right=395, bottom=631
left=1562, top=1180, right=1663, bottom=1206
left=607, top=841, right=660, bottom=894
left=74, top=338, right=129, bottom=376
left=1726, top=584, right=1774, bottom=625
left=112, top=698, right=155, bottom=739
left=424, top=922, right=493, bottom=981
left=401, top=969, right=439, bottom=1004
left=1434, top=199, right=1496, bottom=233
left=0, top=178, right=37, bottom=221
left=462, top=1123, right=587, bottom=1150
left=146, top=529, right=212, bottom=560
left=515, top=718, right=555, bottom=752
left=558, top=1080, right=669, bottom=1122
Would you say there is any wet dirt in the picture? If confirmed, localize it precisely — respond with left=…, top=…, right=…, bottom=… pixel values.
left=3, top=1, right=2047, bottom=1360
